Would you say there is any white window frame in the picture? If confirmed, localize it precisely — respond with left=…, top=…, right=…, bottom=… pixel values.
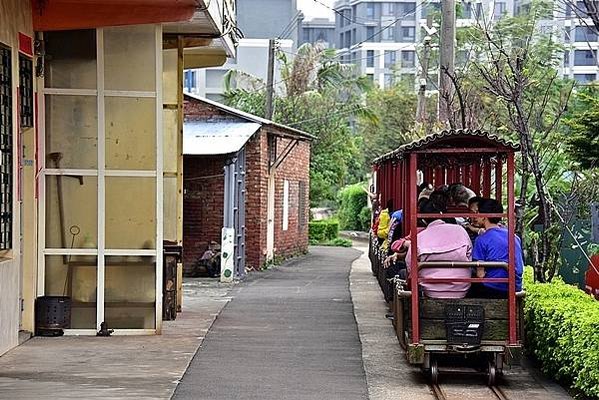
left=282, top=180, right=289, bottom=231
left=37, top=26, right=163, bottom=335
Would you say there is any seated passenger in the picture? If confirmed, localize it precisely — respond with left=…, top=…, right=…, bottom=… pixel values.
left=376, top=199, right=393, bottom=245
left=405, top=201, right=473, bottom=298
left=468, top=199, right=524, bottom=298
left=447, top=183, right=476, bottom=225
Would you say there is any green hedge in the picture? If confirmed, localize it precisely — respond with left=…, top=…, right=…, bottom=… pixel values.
left=524, top=269, right=599, bottom=398
left=308, top=220, right=339, bottom=243
left=337, top=184, right=370, bottom=231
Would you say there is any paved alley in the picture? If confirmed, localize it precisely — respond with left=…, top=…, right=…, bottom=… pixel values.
left=173, top=247, right=368, bottom=400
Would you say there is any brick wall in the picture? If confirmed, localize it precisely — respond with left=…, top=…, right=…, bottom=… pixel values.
left=182, top=154, right=226, bottom=273
left=183, top=95, right=311, bottom=272
left=244, top=132, right=268, bottom=270
left=272, top=137, right=311, bottom=260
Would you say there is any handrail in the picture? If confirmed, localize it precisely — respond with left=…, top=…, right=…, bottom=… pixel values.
left=418, top=261, right=508, bottom=269
left=417, top=213, right=507, bottom=218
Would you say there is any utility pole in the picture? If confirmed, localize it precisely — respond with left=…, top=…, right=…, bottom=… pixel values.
left=438, top=0, right=456, bottom=124
left=416, top=16, right=433, bottom=123
left=265, top=38, right=276, bottom=120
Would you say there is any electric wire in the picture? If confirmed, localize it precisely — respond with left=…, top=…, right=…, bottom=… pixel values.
left=242, top=1, right=429, bottom=95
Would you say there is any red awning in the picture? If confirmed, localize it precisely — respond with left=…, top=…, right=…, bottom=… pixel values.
left=32, top=0, right=200, bottom=31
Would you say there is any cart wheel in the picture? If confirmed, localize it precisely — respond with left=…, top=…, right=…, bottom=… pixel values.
left=487, top=360, right=497, bottom=386
left=430, top=359, right=439, bottom=384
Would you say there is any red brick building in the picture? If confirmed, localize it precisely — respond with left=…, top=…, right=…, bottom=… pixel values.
left=183, top=94, right=313, bottom=276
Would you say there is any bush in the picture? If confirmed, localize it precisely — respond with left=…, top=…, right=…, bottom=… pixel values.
left=308, top=220, right=339, bottom=243
left=338, top=184, right=370, bottom=231
left=524, top=268, right=599, bottom=398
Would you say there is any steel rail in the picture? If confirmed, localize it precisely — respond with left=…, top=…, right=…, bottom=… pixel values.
left=430, top=383, right=510, bottom=400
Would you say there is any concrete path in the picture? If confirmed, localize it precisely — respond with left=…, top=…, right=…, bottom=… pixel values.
left=0, top=279, right=233, bottom=400
left=173, top=246, right=368, bottom=400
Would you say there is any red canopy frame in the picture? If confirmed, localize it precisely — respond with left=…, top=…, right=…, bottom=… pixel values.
left=373, top=130, right=520, bottom=346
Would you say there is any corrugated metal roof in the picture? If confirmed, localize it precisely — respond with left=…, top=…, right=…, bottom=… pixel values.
left=373, top=129, right=519, bottom=164
left=183, top=120, right=261, bottom=155
left=184, top=93, right=316, bottom=141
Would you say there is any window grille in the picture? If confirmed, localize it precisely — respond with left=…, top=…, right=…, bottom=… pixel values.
left=19, top=55, right=33, bottom=128
left=298, top=180, right=307, bottom=231
left=0, top=45, right=13, bottom=250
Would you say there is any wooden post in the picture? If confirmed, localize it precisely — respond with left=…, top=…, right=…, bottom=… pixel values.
left=409, top=153, right=419, bottom=344
left=507, top=152, right=517, bottom=344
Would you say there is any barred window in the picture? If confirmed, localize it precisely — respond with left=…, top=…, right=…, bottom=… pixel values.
left=19, top=55, right=33, bottom=128
left=298, top=180, right=307, bottom=231
left=0, top=45, right=13, bottom=250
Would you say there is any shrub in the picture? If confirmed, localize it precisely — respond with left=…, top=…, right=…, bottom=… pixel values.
left=338, top=184, right=370, bottom=231
left=524, top=268, right=599, bottom=398
left=308, top=220, right=339, bottom=243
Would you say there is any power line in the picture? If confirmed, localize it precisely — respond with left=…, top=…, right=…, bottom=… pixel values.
left=245, top=1, right=429, bottom=95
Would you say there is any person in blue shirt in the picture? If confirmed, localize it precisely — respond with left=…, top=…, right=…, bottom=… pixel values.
left=468, top=198, right=524, bottom=298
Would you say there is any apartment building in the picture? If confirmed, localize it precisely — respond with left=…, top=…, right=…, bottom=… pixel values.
left=332, top=1, right=523, bottom=88
left=185, top=0, right=299, bottom=100
left=299, top=16, right=337, bottom=48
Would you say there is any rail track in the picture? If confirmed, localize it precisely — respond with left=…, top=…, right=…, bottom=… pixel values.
left=431, top=382, right=510, bottom=400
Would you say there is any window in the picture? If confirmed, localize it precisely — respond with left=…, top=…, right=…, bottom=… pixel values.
left=283, top=180, right=289, bottom=231
left=384, top=50, right=396, bottom=68
left=574, top=49, right=597, bottom=66
left=384, top=73, right=395, bottom=88
left=298, top=181, right=306, bottom=231
left=565, top=29, right=572, bottom=43
left=461, top=3, right=473, bottom=18
left=564, top=50, right=570, bottom=67
left=0, top=45, right=12, bottom=250
left=401, top=26, right=416, bottom=42
left=303, top=29, right=311, bottom=43
left=19, top=55, right=33, bottom=128
left=474, top=3, right=483, bottom=19
left=366, top=73, right=374, bottom=82
left=339, top=33, right=344, bottom=47
left=575, top=26, right=598, bottom=42
left=401, top=50, right=416, bottom=67
left=345, top=32, right=351, bottom=48
left=574, top=73, right=597, bottom=83
left=398, top=2, right=416, bottom=19
left=382, top=23, right=395, bottom=41
left=367, top=50, right=375, bottom=67
left=493, top=2, right=507, bottom=19
left=366, top=26, right=375, bottom=41
left=382, top=2, right=394, bottom=16
left=367, top=2, right=375, bottom=18
left=352, top=28, right=357, bottom=45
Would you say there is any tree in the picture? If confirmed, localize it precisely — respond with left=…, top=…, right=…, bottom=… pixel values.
left=224, top=43, right=374, bottom=206
left=446, top=1, right=575, bottom=282
left=564, top=86, right=599, bottom=169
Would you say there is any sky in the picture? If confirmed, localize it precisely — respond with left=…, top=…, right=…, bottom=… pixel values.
left=297, top=0, right=335, bottom=19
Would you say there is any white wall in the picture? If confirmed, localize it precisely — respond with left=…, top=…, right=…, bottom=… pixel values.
left=0, top=260, right=19, bottom=356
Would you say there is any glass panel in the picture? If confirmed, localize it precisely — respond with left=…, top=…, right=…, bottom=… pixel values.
left=105, top=97, right=156, bottom=170
left=44, top=30, right=97, bottom=89
left=104, top=25, right=156, bottom=91
left=45, top=255, right=97, bottom=329
left=163, top=108, right=178, bottom=173
left=45, top=95, right=98, bottom=169
left=105, top=177, right=156, bottom=249
left=45, top=176, right=98, bottom=249
left=104, top=256, right=156, bottom=329
left=163, top=176, right=177, bottom=241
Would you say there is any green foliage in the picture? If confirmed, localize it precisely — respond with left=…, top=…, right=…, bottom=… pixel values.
left=308, top=220, right=339, bottom=243
left=357, top=84, right=419, bottom=165
left=524, top=269, right=599, bottom=398
left=564, top=86, right=599, bottom=169
left=337, top=183, right=370, bottom=231
left=224, top=43, right=373, bottom=207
